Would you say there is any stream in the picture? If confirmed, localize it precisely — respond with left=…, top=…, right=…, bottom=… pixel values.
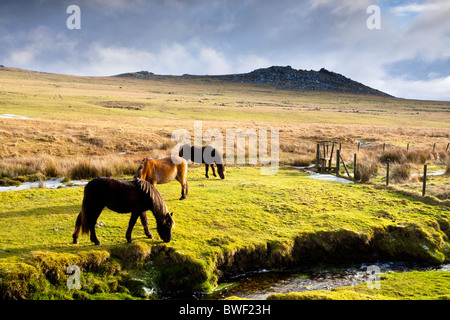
left=0, top=177, right=88, bottom=192
left=200, top=261, right=450, bottom=300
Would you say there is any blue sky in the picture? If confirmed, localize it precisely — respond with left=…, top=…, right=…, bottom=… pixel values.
left=1, top=0, right=450, bottom=100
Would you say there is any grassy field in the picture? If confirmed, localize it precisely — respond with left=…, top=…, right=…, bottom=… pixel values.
left=0, top=67, right=449, bottom=299
left=1, top=166, right=449, bottom=299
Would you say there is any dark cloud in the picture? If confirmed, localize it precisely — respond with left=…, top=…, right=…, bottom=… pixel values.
left=0, top=0, right=449, bottom=100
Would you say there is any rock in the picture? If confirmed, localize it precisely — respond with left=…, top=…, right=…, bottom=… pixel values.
left=114, top=66, right=391, bottom=97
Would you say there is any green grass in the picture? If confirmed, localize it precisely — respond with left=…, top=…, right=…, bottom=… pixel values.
left=1, top=166, right=449, bottom=299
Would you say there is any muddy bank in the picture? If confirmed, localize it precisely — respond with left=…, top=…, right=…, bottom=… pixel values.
left=154, top=222, right=450, bottom=297
left=213, top=224, right=449, bottom=282
left=1, top=221, right=449, bottom=300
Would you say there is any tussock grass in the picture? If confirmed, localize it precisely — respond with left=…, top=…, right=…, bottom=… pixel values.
left=0, top=154, right=138, bottom=185
left=391, top=163, right=412, bottom=182
left=355, top=162, right=378, bottom=183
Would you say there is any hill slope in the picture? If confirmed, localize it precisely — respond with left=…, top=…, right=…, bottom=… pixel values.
left=116, top=65, right=392, bottom=97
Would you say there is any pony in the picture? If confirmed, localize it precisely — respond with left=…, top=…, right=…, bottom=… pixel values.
left=178, top=144, right=226, bottom=179
left=135, top=156, right=188, bottom=200
left=72, top=177, right=174, bottom=245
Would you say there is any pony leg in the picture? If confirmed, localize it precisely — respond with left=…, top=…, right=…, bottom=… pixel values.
left=139, top=211, right=153, bottom=239
left=88, top=207, right=103, bottom=245
left=126, top=212, right=140, bottom=243
left=179, top=181, right=188, bottom=200
left=205, top=164, right=210, bottom=178
left=176, top=163, right=188, bottom=200
left=211, top=163, right=217, bottom=177
left=72, top=212, right=82, bottom=244
left=178, top=181, right=187, bottom=200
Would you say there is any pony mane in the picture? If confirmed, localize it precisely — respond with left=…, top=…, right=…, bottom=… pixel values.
left=135, top=158, right=169, bottom=216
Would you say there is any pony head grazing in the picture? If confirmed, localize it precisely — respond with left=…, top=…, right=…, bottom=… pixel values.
left=134, top=164, right=175, bottom=242
left=157, top=212, right=174, bottom=243
left=217, top=164, right=226, bottom=179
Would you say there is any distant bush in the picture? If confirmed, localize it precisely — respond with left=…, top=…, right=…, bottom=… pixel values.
left=292, top=155, right=313, bottom=167
left=355, top=163, right=378, bottom=183
left=379, top=149, right=406, bottom=164
left=391, top=163, right=412, bottom=182
left=406, top=149, right=429, bottom=164
left=69, top=159, right=102, bottom=180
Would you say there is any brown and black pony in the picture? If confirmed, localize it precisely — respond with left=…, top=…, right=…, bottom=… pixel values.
left=178, top=144, right=226, bottom=179
left=72, top=177, right=174, bottom=245
left=135, top=156, right=188, bottom=200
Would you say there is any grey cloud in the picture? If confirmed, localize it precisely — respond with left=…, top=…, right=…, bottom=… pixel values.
left=0, top=0, right=449, bottom=99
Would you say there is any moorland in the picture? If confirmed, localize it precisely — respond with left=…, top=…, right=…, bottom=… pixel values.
left=0, top=66, right=449, bottom=299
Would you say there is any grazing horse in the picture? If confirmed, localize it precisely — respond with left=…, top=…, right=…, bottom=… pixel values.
left=135, top=156, right=188, bottom=200
left=178, top=144, right=226, bottom=179
left=72, top=177, right=174, bottom=245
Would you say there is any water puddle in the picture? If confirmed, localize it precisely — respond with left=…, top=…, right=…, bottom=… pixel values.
left=308, top=173, right=354, bottom=184
left=410, top=170, right=445, bottom=177
left=0, top=113, right=42, bottom=120
left=0, top=178, right=88, bottom=192
left=292, top=165, right=354, bottom=184
left=206, top=262, right=450, bottom=300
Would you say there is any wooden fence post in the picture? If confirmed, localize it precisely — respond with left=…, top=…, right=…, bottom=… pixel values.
left=407, top=142, right=410, bottom=151
left=383, top=143, right=386, bottom=152
left=316, top=143, right=320, bottom=169
left=329, top=143, right=335, bottom=171
left=354, top=153, right=357, bottom=179
left=446, top=143, right=449, bottom=152
left=336, top=149, right=340, bottom=175
left=386, top=159, right=390, bottom=186
left=432, top=143, right=436, bottom=152
left=422, top=164, right=427, bottom=197
left=339, top=153, right=351, bottom=178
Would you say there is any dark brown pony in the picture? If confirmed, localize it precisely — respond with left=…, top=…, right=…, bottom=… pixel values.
left=135, top=156, right=188, bottom=200
left=178, top=144, right=226, bottom=179
left=72, top=177, right=174, bottom=245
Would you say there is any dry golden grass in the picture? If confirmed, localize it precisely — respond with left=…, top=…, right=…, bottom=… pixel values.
left=0, top=66, right=448, bottom=193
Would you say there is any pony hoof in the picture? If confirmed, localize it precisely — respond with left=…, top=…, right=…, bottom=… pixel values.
left=127, top=240, right=133, bottom=244
left=73, top=240, right=79, bottom=244
left=179, top=196, right=186, bottom=200
left=94, top=242, right=101, bottom=246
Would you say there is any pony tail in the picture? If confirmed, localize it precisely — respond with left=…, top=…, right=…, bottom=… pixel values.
left=80, top=199, right=89, bottom=235
left=135, top=158, right=150, bottom=193
left=135, top=158, right=146, bottom=180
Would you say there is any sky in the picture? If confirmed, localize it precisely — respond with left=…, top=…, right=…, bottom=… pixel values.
left=0, top=0, right=450, bottom=100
